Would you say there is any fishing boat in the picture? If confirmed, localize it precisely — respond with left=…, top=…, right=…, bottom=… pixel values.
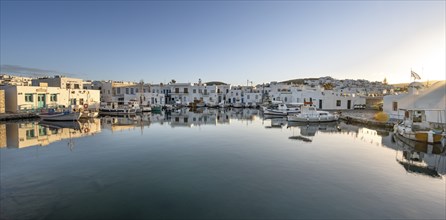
left=287, top=105, right=338, bottom=122
left=195, top=102, right=206, bottom=108
left=260, top=100, right=284, bottom=112
left=263, top=103, right=300, bottom=116
left=394, top=109, right=446, bottom=144
left=229, top=102, right=242, bottom=108
left=206, top=102, right=219, bottom=108
left=78, top=103, right=100, bottom=119
left=38, top=109, right=81, bottom=121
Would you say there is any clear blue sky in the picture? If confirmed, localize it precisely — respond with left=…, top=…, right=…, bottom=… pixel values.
left=1, top=1, right=444, bottom=85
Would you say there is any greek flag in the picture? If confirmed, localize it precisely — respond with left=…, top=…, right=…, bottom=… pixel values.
left=411, top=70, right=421, bottom=80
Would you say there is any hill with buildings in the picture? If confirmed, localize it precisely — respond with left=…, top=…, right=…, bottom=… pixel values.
left=280, top=78, right=319, bottom=85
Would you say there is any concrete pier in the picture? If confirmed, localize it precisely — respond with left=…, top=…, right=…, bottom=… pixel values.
left=337, top=109, right=395, bottom=129
left=0, top=113, right=38, bottom=121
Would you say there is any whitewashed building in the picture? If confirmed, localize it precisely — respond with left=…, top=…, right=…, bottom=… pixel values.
left=150, top=83, right=171, bottom=104
left=32, top=75, right=85, bottom=89
left=124, top=92, right=165, bottom=106
left=226, top=86, right=262, bottom=105
left=0, top=84, right=100, bottom=113
left=383, top=81, right=446, bottom=124
left=0, top=74, right=33, bottom=86
left=267, top=83, right=366, bottom=110
left=169, top=83, right=193, bottom=105
left=96, top=81, right=153, bottom=105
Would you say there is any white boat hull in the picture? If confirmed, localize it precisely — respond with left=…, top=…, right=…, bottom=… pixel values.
left=264, top=109, right=299, bottom=116
left=394, top=124, right=444, bottom=143
left=287, top=114, right=338, bottom=122
left=232, top=103, right=244, bottom=108
left=38, top=112, right=81, bottom=121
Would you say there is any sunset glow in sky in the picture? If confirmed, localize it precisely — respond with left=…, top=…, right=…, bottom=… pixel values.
left=1, top=1, right=444, bottom=85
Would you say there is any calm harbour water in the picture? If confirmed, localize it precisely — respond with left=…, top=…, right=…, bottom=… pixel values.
left=1, top=108, right=445, bottom=220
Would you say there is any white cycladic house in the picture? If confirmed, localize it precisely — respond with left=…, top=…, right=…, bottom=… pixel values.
left=226, top=86, right=262, bottom=105
left=268, top=84, right=365, bottom=110
left=124, top=92, right=165, bottom=106
left=169, top=83, right=193, bottom=105
left=383, top=81, right=446, bottom=124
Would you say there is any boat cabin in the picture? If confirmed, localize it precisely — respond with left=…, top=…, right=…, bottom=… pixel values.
left=399, top=108, right=445, bottom=131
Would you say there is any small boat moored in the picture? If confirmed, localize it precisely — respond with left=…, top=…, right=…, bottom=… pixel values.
left=38, top=109, right=81, bottom=121
left=287, top=105, right=338, bottom=122
left=263, top=103, right=300, bottom=116
left=394, top=109, right=446, bottom=144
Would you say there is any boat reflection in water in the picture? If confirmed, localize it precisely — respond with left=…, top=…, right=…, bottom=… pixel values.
left=264, top=116, right=287, bottom=129
left=101, top=114, right=152, bottom=132
left=393, top=133, right=446, bottom=178
left=286, top=121, right=340, bottom=142
left=1, top=118, right=101, bottom=149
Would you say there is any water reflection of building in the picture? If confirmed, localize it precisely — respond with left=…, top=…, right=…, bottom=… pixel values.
left=169, top=108, right=259, bottom=127
left=4, top=119, right=101, bottom=148
left=227, top=108, right=259, bottom=121
left=170, top=108, right=217, bottom=127
left=98, top=109, right=260, bottom=130
left=0, top=123, right=6, bottom=148
left=333, top=122, right=386, bottom=146
left=101, top=115, right=151, bottom=132
left=287, top=122, right=340, bottom=137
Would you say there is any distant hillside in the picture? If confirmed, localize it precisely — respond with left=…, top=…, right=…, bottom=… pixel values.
left=205, top=81, right=228, bottom=85
left=280, top=78, right=319, bottom=85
